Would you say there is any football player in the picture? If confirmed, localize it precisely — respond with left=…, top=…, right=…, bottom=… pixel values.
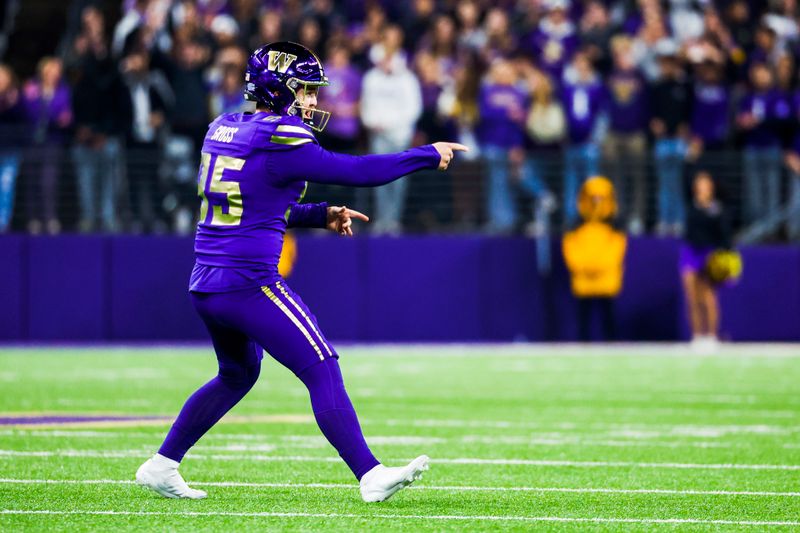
left=135, top=41, right=467, bottom=502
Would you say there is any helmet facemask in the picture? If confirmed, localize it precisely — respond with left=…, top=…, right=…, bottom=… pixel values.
left=287, top=79, right=331, bottom=132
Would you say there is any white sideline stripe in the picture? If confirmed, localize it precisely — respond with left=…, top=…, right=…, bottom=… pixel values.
left=1, top=478, right=798, bottom=498
left=1, top=449, right=798, bottom=471
left=1, top=509, right=797, bottom=526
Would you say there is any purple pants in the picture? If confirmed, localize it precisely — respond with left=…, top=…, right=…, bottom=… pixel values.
left=191, top=280, right=338, bottom=376
left=158, top=280, right=379, bottom=480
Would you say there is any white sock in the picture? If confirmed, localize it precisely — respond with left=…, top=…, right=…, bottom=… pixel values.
left=151, top=453, right=180, bottom=469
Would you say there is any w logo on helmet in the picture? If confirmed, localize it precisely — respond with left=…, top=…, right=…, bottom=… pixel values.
left=267, top=51, right=298, bottom=74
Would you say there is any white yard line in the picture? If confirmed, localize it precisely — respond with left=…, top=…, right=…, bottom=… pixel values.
left=0, top=478, right=798, bottom=498
left=377, top=418, right=800, bottom=435
left=2, top=418, right=797, bottom=436
left=0, top=449, right=798, bottom=471
left=0, top=430, right=744, bottom=449
left=0, top=509, right=797, bottom=526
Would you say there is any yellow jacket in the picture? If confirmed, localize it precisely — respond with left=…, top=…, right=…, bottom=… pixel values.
left=562, top=222, right=627, bottom=297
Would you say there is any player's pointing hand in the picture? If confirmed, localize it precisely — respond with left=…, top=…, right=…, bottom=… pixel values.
left=327, top=206, right=369, bottom=236
left=432, top=142, right=469, bottom=170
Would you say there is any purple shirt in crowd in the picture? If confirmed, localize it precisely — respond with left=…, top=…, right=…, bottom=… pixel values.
left=190, top=111, right=440, bottom=292
left=320, top=64, right=362, bottom=140
left=476, top=83, right=527, bottom=149
left=690, top=82, right=729, bottom=147
left=738, top=89, right=792, bottom=148
left=561, top=78, right=606, bottom=144
left=523, top=24, right=579, bottom=82
left=607, top=69, right=648, bottom=133
left=21, top=81, right=72, bottom=144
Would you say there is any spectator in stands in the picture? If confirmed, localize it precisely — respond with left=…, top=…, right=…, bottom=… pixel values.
left=579, top=0, right=614, bottom=76
left=481, top=8, right=516, bottom=64
left=786, top=134, right=800, bottom=240
left=319, top=42, right=361, bottom=153
left=455, top=0, right=486, bottom=53
left=297, top=17, right=323, bottom=53
left=119, top=50, right=168, bottom=233
left=561, top=50, right=606, bottom=226
left=750, top=25, right=782, bottom=69
left=209, top=14, right=240, bottom=49
left=360, top=25, right=421, bottom=234
left=316, top=41, right=363, bottom=211
left=402, top=0, right=436, bottom=54
left=681, top=169, right=731, bottom=350
left=668, top=0, right=705, bottom=46
left=22, top=57, right=72, bottom=235
left=230, top=0, right=261, bottom=50
left=724, top=0, right=755, bottom=55
left=414, top=51, right=451, bottom=143
left=252, top=9, right=282, bottom=52
left=775, top=53, right=795, bottom=94
left=737, top=62, right=791, bottom=225
left=419, top=14, right=458, bottom=76
left=208, top=45, right=247, bottom=117
left=687, top=60, right=729, bottom=168
left=650, top=39, right=692, bottom=237
left=563, top=176, right=626, bottom=341
left=523, top=0, right=578, bottom=82
left=112, top=0, right=171, bottom=59
left=522, top=67, right=561, bottom=231
left=0, top=64, right=22, bottom=233
left=629, top=0, right=671, bottom=81
left=701, top=8, right=740, bottom=64
left=603, top=35, right=649, bottom=234
left=350, top=4, right=387, bottom=69
left=68, top=5, right=123, bottom=233
left=438, top=52, right=482, bottom=228
left=476, top=59, right=527, bottom=233
left=152, top=37, right=211, bottom=233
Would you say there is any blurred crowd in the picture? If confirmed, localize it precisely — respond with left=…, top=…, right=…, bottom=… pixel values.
left=1, top=0, right=800, bottom=239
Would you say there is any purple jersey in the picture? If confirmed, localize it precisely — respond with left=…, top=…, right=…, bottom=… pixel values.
left=738, top=90, right=792, bottom=148
left=561, top=79, right=606, bottom=144
left=190, top=111, right=440, bottom=292
left=321, top=65, right=362, bottom=140
left=607, top=69, right=648, bottom=133
left=690, top=82, right=729, bottom=146
left=476, top=83, right=527, bottom=149
left=523, top=24, right=579, bottom=81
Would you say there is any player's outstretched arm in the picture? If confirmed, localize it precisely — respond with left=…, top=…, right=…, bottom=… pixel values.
left=272, top=142, right=469, bottom=187
left=287, top=202, right=329, bottom=228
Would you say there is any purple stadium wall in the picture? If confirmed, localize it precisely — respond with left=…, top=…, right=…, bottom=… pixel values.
left=1, top=235, right=798, bottom=342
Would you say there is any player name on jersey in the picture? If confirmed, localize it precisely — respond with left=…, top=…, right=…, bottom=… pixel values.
left=209, top=125, right=240, bottom=143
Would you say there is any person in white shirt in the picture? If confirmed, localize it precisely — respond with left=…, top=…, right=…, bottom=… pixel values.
left=360, top=25, right=422, bottom=234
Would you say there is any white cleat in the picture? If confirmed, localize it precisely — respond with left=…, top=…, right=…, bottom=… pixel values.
left=135, top=454, right=207, bottom=499
left=359, top=455, right=429, bottom=503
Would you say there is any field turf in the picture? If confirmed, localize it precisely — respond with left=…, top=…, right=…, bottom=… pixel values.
left=0, top=344, right=798, bottom=531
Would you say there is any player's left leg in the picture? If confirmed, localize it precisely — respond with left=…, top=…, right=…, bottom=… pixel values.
left=137, top=300, right=262, bottom=499
left=234, top=281, right=428, bottom=501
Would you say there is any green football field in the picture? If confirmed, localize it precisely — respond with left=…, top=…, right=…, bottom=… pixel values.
left=0, top=344, right=798, bottom=531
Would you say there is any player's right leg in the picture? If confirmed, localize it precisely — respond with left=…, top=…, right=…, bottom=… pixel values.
left=229, top=281, right=428, bottom=501
left=137, top=291, right=263, bottom=499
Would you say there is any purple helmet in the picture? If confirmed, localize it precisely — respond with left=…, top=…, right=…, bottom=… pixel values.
left=244, top=41, right=331, bottom=131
